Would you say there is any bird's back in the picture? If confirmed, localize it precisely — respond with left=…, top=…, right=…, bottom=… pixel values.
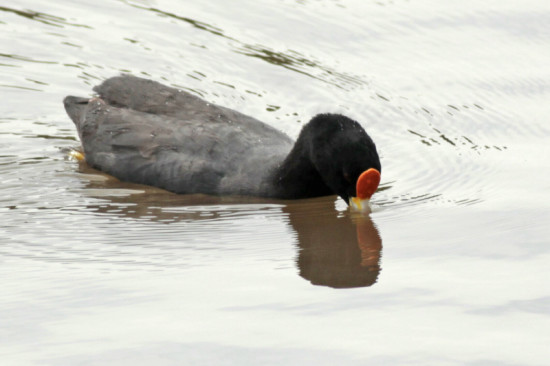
left=64, top=75, right=293, bottom=196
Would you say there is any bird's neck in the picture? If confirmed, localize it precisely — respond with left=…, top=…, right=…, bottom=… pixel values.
left=270, top=142, right=332, bottom=199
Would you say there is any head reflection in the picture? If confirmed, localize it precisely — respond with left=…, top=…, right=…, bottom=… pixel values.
left=284, top=197, right=382, bottom=289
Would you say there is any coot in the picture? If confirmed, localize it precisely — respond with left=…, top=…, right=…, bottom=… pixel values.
left=64, top=75, right=381, bottom=207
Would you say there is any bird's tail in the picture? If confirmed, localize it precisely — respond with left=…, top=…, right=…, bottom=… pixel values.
left=63, top=96, right=89, bottom=125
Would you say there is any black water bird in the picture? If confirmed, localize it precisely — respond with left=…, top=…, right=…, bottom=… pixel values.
left=64, top=75, right=381, bottom=207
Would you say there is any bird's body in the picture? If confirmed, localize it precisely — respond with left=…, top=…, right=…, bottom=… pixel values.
left=64, top=75, right=381, bottom=204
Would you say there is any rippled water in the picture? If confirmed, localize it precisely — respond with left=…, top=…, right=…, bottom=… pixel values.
left=1, top=0, right=549, bottom=365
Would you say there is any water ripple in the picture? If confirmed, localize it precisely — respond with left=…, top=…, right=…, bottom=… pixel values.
left=0, top=5, right=92, bottom=29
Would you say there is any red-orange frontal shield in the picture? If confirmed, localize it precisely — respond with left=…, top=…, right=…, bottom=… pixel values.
left=356, top=168, right=381, bottom=200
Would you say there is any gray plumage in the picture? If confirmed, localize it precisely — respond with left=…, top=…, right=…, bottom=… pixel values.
left=65, top=75, right=293, bottom=197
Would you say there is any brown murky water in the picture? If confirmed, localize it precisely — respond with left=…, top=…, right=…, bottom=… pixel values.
left=1, top=0, right=549, bottom=364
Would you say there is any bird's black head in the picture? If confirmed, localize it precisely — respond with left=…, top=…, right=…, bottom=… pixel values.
left=304, top=114, right=381, bottom=204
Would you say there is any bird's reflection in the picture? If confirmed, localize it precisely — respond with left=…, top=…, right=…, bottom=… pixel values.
left=73, top=162, right=382, bottom=288
left=284, top=198, right=382, bottom=288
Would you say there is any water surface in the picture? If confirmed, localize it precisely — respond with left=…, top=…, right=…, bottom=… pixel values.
left=1, top=0, right=549, bottom=365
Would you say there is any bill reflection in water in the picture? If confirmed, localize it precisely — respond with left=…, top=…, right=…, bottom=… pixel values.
left=285, top=199, right=382, bottom=289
